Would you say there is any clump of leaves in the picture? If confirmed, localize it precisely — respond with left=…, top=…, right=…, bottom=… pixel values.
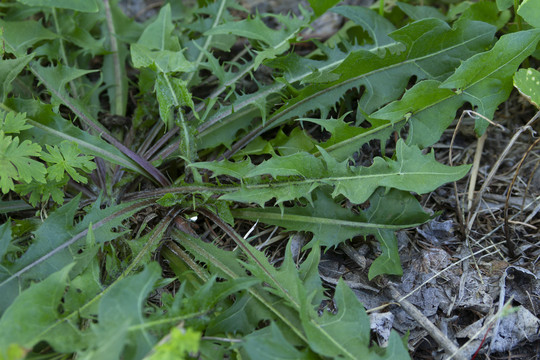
left=0, top=110, right=96, bottom=204
left=0, top=0, right=538, bottom=358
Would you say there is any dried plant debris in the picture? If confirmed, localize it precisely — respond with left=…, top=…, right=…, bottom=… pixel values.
left=456, top=267, right=540, bottom=357
left=417, top=218, right=459, bottom=246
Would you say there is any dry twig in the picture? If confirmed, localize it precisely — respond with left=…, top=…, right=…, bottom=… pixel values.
left=386, top=284, right=467, bottom=360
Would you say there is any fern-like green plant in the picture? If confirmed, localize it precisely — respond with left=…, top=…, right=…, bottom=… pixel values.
left=0, top=109, right=96, bottom=205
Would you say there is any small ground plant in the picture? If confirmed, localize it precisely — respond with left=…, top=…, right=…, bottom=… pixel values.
left=0, top=0, right=539, bottom=358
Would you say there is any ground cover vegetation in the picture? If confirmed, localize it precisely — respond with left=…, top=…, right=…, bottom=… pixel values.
left=0, top=0, right=539, bottom=358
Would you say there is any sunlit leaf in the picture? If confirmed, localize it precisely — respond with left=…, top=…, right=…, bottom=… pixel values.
left=41, top=141, right=96, bottom=183
left=192, top=140, right=471, bottom=206
left=514, top=68, right=540, bottom=108
left=518, top=0, right=540, bottom=28
left=0, top=110, right=32, bottom=134
left=0, top=131, right=45, bottom=194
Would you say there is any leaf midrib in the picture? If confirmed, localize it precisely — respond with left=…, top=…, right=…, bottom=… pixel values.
left=237, top=170, right=462, bottom=190
left=275, top=28, right=494, bottom=122
left=233, top=209, right=426, bottom=229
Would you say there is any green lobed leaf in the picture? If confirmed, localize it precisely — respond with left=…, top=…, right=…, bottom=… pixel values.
left=371, top=80, right=463, bottom=148
left=59, top=12, right=106, bottom=57
left=514, top=68, right=540, bottom=108
left=247, top=152, right=324, bottom=179
left=207, top=16, right=281, bottom=45
left=205, top=8, right=310, bottom=69
left=155, top=73, right=196, bottom=123
left=271, top=127, right=317, bottom=156
left=193, top=6, right=398, bottom=154
left=368, top=229, right=402, bottom=279
left=153, top=274, right=262, bottom=349
left=237, top=235, right=378, bottom=357
left=165, top=275, right=260, bottom=320
left=27, top=62, right=169, bottom=185
left=196, top=46, right=227, bottom=85
left=191, top=14, right=494, bottom=162
left=136, top=4, right=179, bottom=51
left=183, top=0, right=238, bottom=59
left=275, top=18, right=495, bottom=120
left=454, top=2, right=511, bottom=30
left=242, top=236, right=407, bottom=358
left=62, top=257, right=102, bottom=317
left=372, top=30, right=540, bottom=141
left=177, top=230, right=307, bottom=342
left=0, top=55, right=34, bottom=102
left=41, top=141, right=96, bottom=183
left=192, top=140, right=471, bottom=206
left=80, top=263, right=161, bottom=360
left=441, top=29, right=540, bottom=134
left=197, top=89, right=280, bottom=150
left=300, top=279, right=372, bottom=359
left=2, top=216, right=179, bottom=357
left=241, top=322, right=313, bottom=360
left=205, top=291, right=276, bottom=336
left=15, top=178, right=67, bottom=206
left=0, top=110, right=32, bottom=134
left=227, top=18, right=497, bottom=161
left=0, top=19, right=58, bottom=56
left=308, top=0, right=340, bottom=18
left=234, top=126, right=317, bottom=158
left=177, top=225, right=408, bottom=357
left=0, top=131, right=45, bottom=194
left=131, top=45, right=194, bottom=73
left=0, top=264, right=74, bottom=355
left=6, top=98, right=140, bottom=176
left=242, top=239, right=324, bottom=308
left=233, top=189, right=430, bottom=247
left=0, top=195, right=145, bottom=312
left=198, top=157, right=256, bottom=180
left=518, top=0, right=540, bottom=28
left=331, top=6, right=396, bottom=48
left=233, top=188, right=431, bottom=277
left=176, top=230, right=247, bottom=281
left=324, top=140, right=470, bottom=203
left=31, top=62, right=97, bottom=101
left=303, top=116, right=396, bottom=161
left=396, top=2, right=446, bottom=21
left=131, top=14, right=196, bottom=130
left=372, top=81, right=456, bottom=122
